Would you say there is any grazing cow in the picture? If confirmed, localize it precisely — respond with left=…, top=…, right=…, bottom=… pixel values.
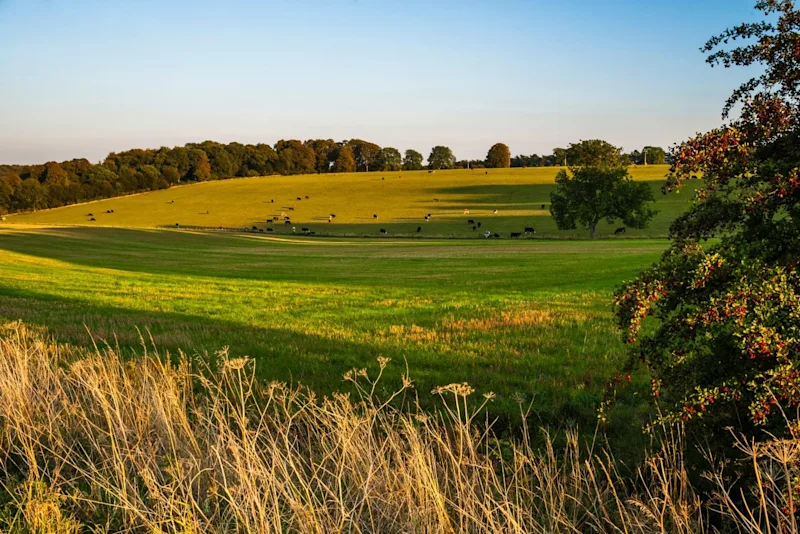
left=271, top=199, right=274, bottom=203
left=493, top=209, right=498, bottom=214
left=297, top=197, right=302, bottom=201
left=301, top=227, right=310, bottom=233
left=485, top=171, right=488, bottom=175
left=288, top=207, right=294, bottom=211
left=87, top=213, right=93, bottom=217
left=541, top=204, right=545, bottom=209
left=285, top=220, right=291, bottom=225
left=484, top=231, right=491, bottom=238
left=330, top=213, right=336, bottom=218
left=380, top=228, right=387, bottom=234
left=524, top=227, right=535, bottom=234
left=494, top=233, right=500, bottom=238
left=266, top=228, right=274, bottom=232
left=373, top=214, right=378, bottom=219
left=106, top=210, right=111, bottom=213
left=424, top=216, right=429, bottom=222
left=467, top=219, right=475, bottom=224
left=305, top=195, right=309, bottom=199
left=417, top=226, right=422, bottom=232
left=259, top=229, right=264, bottom=233
left=175, top=223, right=179, bottom=227
left=477, top=222, right=482, bottom=228
left=472, top=225, right=477, bottom=231
left=691, top=175, right=699, bottom=180
left=614, top=227, right=626, bottom=235
left=511, top=232, right=522, bottom=238
left=427, top=213, right=431, bottom=217
left=273, top=217, right=280, bottom=221
left=252, top=226, right=258, bottom=230
left=90, top=217, right=96, bottom=221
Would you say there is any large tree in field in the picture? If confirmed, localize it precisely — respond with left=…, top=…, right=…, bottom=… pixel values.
left=428, top=146, right=455, bottom=170
left=565, top=139, right=625, bottom=167
left=613, top=1, right=800, bottom=448
left=550, top=165, right=656, bottom=238
left=486, top=143, right=511, bottom=168
left=403, top=149, right=424, bottom=170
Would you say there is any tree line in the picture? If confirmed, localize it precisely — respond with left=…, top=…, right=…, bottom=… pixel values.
left=0, top=138, right=666, bottom=215
left=511, top=144, right=667, bottom=168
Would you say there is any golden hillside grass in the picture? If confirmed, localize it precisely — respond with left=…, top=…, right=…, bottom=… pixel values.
left=0, top=323, right=797, bottom=533
left=1, top=165, right=695, bottom=238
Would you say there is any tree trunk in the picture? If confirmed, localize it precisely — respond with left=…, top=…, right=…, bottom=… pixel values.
left=590, top=222, right=597, bottom=239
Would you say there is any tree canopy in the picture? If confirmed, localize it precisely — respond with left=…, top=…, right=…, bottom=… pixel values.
left=402, top=149, right=424, bottom=170
left=613, top=1, right=800, bottom=449
left=549, top=164, right=656, bottom=238
left=428, top=146, right=456, bottom=170
left=376, top=147, right=402, bottom=171
left=565, top=139, right=626, bottom=167
left=486, top=143, right=511, bottom=168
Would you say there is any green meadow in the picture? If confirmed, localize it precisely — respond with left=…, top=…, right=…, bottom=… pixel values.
left=0, top=166, right=693, bottom=441
left=5, top=165, right=696, bottom=238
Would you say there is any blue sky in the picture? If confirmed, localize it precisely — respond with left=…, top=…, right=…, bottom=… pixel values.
left=0, top=0, right=764, bottom=164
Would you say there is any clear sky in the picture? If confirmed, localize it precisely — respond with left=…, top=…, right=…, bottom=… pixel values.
left=0, top=0, right=765, bottom=164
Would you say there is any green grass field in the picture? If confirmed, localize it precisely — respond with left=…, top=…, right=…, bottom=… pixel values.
left=5, top=165, right=696, bottom=238
left=0, top=226, right=663, bottom=436
left=0, top=166, right=696, bottom=448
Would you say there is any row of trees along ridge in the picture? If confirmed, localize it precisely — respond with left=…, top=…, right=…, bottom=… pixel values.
left=0, top=138, right=666, bottom=215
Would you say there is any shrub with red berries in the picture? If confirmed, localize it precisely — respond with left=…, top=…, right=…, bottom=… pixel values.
left=614, top=1, right=800, bottom=444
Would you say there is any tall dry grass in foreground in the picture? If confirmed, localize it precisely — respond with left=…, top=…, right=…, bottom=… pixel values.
left=0, top=323, right=797, bottom=533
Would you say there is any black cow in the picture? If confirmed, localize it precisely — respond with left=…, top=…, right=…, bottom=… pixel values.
left=380, top=228, right=387, bottom=234
left=541, top=204, right=545, bottom=209
left=271, top=199, right=274, bottom=203
left=524, top=227, right=535, bottom=234
left=373, top=214, right=378, bottom=219
left=493, top=233, right=500, bottom=238
left=467, top=219, right=475, bottom=224
left=472, top=225, right=477, bottom=230
left=266, top=228, right=273, bottom=232
left=90, top=217, right=96, bottom=221
left=252, top=226, right=258, bottom=230
left=175, top=223, right=179, bottom=227
left=301, top=227, right=310, bottom=233
left=510, top=232, right=522, bottom=238
left=330, top=213, right=336, bottom=218
left=285, top=220, right=291, bottom=225
left=477, top=222, right=481, bottom=228
left=297, top=197, right=302, bottom=201
left=87, top=213, right=93, bottom=217
left=382, top=177, right=385, bottom=180
left=417, top=226, right=422, bottom=232
left=614, top=227, right=626, bottom=235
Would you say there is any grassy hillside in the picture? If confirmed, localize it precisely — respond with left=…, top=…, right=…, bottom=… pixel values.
left=4, top=165, right=696, bottom=238
left=0, top=226, right=662, bottom=435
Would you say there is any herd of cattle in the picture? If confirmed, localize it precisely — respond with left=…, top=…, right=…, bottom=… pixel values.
left=83, top=195, right=626, bottom=238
